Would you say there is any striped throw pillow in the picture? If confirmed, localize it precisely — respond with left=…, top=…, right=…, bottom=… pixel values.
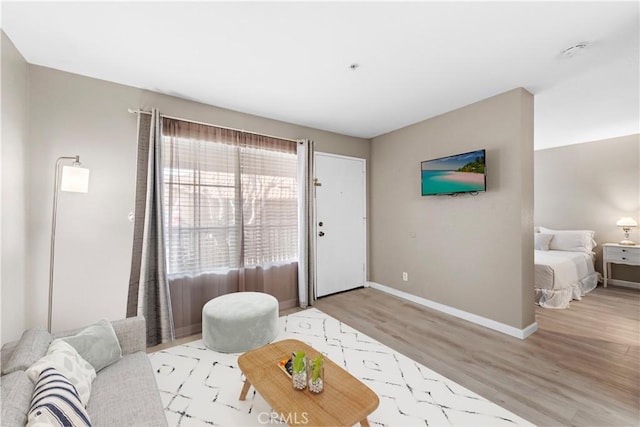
left=26, top=339, right=96, bottom=407
left=27, top=367, right=92, bottom=427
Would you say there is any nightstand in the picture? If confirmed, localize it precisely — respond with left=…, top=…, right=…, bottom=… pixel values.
left=602, top=243, right=640, bottom=287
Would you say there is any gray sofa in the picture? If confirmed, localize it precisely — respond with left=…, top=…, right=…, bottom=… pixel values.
left=1, top=316, right=168, bottom=426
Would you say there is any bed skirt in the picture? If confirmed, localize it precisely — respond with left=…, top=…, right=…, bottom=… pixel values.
left=535, top=271, right=600, bottom=309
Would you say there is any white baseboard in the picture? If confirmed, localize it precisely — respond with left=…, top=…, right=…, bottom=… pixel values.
left=367, top=281, right=538, bottom=340
left=606, top=279, right=640, bottom=290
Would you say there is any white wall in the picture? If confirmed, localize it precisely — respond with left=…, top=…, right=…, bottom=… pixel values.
left=370, top=88, right=535, bottom=330
left=1, top=32, right=29, bottom=344
left=26, top=65, right=370, bottom=333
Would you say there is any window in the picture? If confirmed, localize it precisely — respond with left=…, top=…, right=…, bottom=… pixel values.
left=241, top=146, right=298, bottom=267
left=161, top=119, right=297, bottom=278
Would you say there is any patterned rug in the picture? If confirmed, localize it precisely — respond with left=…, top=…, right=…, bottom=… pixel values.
left=150, top=308, right=535, bottom=427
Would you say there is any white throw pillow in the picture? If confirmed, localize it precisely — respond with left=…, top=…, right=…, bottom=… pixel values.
left=534, top=233, right=554, bottom=251
left=26, top=340, right=96, bottom=407
left=538, top=227, right=596, bottom=253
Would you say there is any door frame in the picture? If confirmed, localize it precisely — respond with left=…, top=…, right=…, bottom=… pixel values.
left=313, top=151, right=368, bottom=298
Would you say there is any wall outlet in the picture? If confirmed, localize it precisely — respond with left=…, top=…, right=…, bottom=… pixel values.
left=402, top=272, right=408, bottom=281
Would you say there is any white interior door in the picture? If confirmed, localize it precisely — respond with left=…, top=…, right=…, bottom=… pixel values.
left=315, top=153, right=366, bottom=298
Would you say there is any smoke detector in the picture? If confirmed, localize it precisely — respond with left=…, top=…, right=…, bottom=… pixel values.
left=561, top=42, right=589, bottom=58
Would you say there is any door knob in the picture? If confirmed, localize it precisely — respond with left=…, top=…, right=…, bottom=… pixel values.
left=318, top=231, right=325, bottom=237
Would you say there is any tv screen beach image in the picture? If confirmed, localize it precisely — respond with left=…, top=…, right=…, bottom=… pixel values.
left=421, top=150, right=485, bottom=195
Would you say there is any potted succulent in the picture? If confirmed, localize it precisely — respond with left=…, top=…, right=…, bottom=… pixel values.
left=291, top=351, right=307, bottom=390
left=308, top=355, right=324, bottom=393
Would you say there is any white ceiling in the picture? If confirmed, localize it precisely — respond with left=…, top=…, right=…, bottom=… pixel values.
left=2, top=1, right=638, bottom=150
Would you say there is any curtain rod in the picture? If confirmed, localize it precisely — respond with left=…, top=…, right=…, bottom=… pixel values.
left=127, top=108, right=300, bottom=144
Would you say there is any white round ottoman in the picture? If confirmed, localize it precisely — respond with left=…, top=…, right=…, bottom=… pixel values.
left=202, top=292, right=279, bottom=353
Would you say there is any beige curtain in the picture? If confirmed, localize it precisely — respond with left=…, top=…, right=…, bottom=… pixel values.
left=161, top=118, right=299, bottom=338
left=127, top=109, right=175, bottom=346
left=297, top=139, right=316, bottom=307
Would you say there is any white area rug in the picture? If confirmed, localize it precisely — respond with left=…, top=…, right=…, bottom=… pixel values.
left=150, top=308, right=535, bottom=427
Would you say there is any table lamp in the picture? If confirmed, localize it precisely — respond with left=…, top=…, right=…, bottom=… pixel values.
left=616, top=217, right=638, bottom=246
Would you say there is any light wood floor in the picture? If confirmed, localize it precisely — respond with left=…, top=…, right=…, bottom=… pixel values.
left=313, top=286, right=639, bottom=427
left=150, top=285, right=639, bottom=426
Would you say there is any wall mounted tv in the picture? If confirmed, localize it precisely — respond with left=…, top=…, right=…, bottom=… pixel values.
left=421, top=149, right=486, bottom=196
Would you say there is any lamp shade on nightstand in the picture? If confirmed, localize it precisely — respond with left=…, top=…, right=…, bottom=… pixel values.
left=616, top=217, right=638, bottom=245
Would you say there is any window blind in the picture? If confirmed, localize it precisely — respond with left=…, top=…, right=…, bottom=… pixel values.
left=161, top=118, right=297, bottom=278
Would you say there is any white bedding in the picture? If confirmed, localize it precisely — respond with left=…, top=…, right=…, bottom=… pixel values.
left=534, top=250, right=600, bottom=309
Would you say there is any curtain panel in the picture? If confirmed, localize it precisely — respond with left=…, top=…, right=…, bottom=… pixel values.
left=161, top=118, right=299, bottom=337
left=127, top=109, right=175, bottom=346
left=297, top=139, right=316, bottom=307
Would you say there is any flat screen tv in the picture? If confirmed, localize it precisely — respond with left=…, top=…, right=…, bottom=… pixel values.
left=421, top=149, right=486, bottom=196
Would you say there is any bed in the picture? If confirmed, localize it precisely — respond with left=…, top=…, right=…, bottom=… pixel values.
left=534, top=227, right=601, bottom=309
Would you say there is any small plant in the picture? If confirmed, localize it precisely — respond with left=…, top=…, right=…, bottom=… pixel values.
left=311, top=355, right=323, bottom=382
left=308, top=355, right=324, bottom=393
left=292, top=352, right=306, bottom=373
left=291, top=352, right=307, bottom=390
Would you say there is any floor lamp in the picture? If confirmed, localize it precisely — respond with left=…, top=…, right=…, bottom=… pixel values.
left=48, top=155, right=90, bottom=332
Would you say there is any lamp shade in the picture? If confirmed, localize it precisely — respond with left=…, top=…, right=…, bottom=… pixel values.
left=60, top=165, right=90, bottom=193
left=616, top=217, right=638, bottom=227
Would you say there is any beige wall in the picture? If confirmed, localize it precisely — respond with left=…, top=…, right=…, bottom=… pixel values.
left=534, top=134, right=640, bottom=282
left=17, top=51, right=626, bottom=337
left=370, top=88, right=535, bottom=330
left=26, top=65, right=369, bottom=333
left=1, top=32, right=30, bottom=344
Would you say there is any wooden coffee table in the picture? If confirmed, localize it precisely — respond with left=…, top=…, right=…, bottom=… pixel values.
left=238, top=339, right=379, bottom=426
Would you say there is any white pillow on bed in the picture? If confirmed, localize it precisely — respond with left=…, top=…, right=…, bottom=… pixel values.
left=538, top=227, right=596, bottom=253
left=534, top=233, right=554, bottom=251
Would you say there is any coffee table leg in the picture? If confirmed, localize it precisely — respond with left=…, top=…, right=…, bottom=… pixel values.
left=360, top=418, right=370, bottom=427
left=239, top=379, right=252, bottom=400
